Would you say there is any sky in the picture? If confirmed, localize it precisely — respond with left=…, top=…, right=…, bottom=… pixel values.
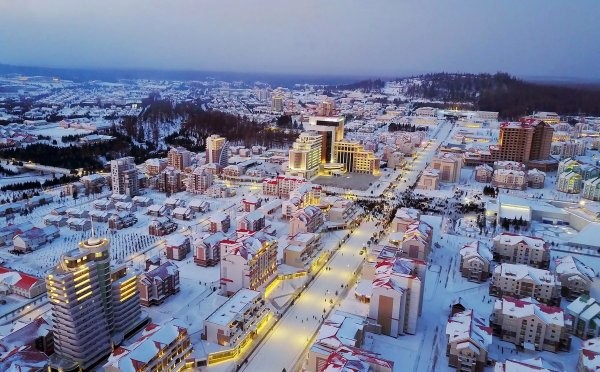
left=1, top=0, right=600, bottom=79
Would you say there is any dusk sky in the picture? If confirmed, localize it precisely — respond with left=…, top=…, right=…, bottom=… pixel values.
left=1, top=0, right=599, bottom=79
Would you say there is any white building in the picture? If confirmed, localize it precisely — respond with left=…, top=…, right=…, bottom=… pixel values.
left=110, top=157, right=139, bottom=196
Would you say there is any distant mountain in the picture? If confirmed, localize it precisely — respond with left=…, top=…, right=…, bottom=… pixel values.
left=402, top=72, right=600, bottom=118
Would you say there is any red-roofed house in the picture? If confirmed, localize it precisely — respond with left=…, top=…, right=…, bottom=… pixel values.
left=0, top=267, right=46, bottom=298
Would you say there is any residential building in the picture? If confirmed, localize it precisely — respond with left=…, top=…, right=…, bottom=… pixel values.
left=262, top=175, right=306, bottom=198
left=0, top=317, right=53, bottom=371
left=289, top=206, right=324, bottom=236
left=490, top=264, right=561, bottom=306
left=492, top=233, right=550, bottom=269
left=204, top=289, right=269, bottom=349
left=193, top=232, right=226, bottom=267
left=148, top=217, right=177, bottom=236
left=0, top=267, right=46, bottom=298
left=172, top=206, right=193, bottom=221
left=490, top=297, right=571, bottom=352
left=210, top=212, right=231, bottom=233
left=527, top=168, right=546, bottom=188
left=474, top=164, right=493, bottom=183
left=307, top=311, right=366, bottom=372
left=557, top=171, right=583, bottom=194
left=583, top=177, right=600, bottom=201
left=12, top=225, right=60, bottom=252
left=432, top=153, right=462, bottom=182
left=578, top=337, right=600, bottom=371
left=104, top=322, right=192, bottom=372
left=417, top=168, right=440, bottom=190
left=241, top=196, right=262, bottom=212
left=110, top=157, right=139, bottom=196
left=236, top=210, right=266, bottom=232
left=167, top=146, right=192, bottom=171
left=494, top=357, right=560, bottom=372
left=138, top=261, right=180, bottom=306
left=555, top=255, right=595, bottom=300
left=284, top=232, right=321, bottom=269
left=165, top=235, right=191, bottom=261
left=494, top=161, right=526, bottom=171
left=320, top=346, right=394, bottom=372
left=271, top=94, right=283, bottom=112
left=445, top=309, right=492, bottom=372
left=391, top=220, right=433, bottom=261
left=391, top=207, right=420, bottom=233
left=206, top=134, right=228, bottom=167
left=46, top=234, right=144, bottom=371
left=157, top=166, right=183, bottom=194
left=458, top=241, right=493, bottom=282
left=287, top=131, right=323, bottom=179
left=567, top=295, right=600, bottom=340
left=145, top=158, right=167, bottom=176
left=187, top=166, right=214, bottom=194
left=492, top=169, right=527, bottom=190
left=368, top=258, right=426, bottom=336
left=219, top=231, right=277, bottom=295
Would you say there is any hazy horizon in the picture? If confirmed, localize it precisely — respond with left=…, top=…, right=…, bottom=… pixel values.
left=1, top=1, right=599, bottom=80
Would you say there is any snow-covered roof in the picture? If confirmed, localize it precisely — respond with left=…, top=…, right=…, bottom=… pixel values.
left=567, top=295, right=600, bottom=323
left=580, top=337, right=600, bottom=371
left=493, top=357, right=559, bottom=372
left=555, top=255, right=595, bottom=280
left=446, top=309, right=492, bottom=350
left=372, top=258, right=421, bottom=292
left=205, top=289, right=261, bottom=326
left=312, top=311, right=365, bottom=352
left=494, top=297, right=567, bottom=327
left=322, top=346, right=394, bottom=372
left=459, top=241, right=493, bottom=262
left=0, top=267, right=43, bottom=291
left=493, top=233, right=547, bottom=251
left=494, top=263, right=556, bottom=286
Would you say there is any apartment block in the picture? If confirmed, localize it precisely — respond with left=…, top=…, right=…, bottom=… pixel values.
left=491, top=297, right=571, bottom=352
left=138, top=262, right=180, bottom=306
left=287, top=131, right=323, bottom=179
left=110, top=157, right=139, bottom=197
left=492, top=233, right=550, bottom=269
left=193, top=231, right=226, bottom=267
left=432, top=153, right=462, bottom=182
left=490, top=263, right=561, bottom=306
left=206, top=134, right=228, bottom=167
left=567, top=295, right=600, bottom=340
left=474, top=164, right=493, bottom=183
left=204, top=289, right=269, bottom=348
left=187, top=166, right=214, bottom=194
left=445, top=309, right=492, bottom=372
left=555, top=255, right=595, bottom=300
left=219, top=231, right=277, bottom=295
left=557, top=171, right=583, bottom=194
left=167, top=146, right=192, bottom=171
left=459, top=241, right=492, bottom=282
left=283, top=232, right=321, bottom=269
left=157, top=166, right=183, bottom=194
left=492, top=169, right=527, bottom=190
left=289, top=205, right=324, bottom=236
left=583, top=177, right=600, bottom=201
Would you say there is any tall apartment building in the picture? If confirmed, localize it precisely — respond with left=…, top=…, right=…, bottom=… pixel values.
left=187, top=166, right=214, bottom=194
left=46, top=234, right=144, bottom=371
left=138, top=261, right=180, bottom=306
left=333, top=141, right=381, bottom=175
left=271, top=94, right=283, bottom=112
left=206, top=134, right=228, bottom=167
left=219, top=231, right=277, bottom=296
left=431, top=153, right=462, bottom=182
left=167, top=146, right=192, bottom=171
left=492, top=233, right=550, bottom=269
left=306, top=116, right=345, bottom=163
left=287, top=131, right=323, bottom=179
left=110, top=157, right=139, bottom=196
left=316, top=100, right=335, bottom=116
left=490, top=263, right=561, bottom=306
left=368, top=257, right=426, bottom=336
left=491, top=297, right=571, bottom=352
left=157, top=166, right=183, bottom=194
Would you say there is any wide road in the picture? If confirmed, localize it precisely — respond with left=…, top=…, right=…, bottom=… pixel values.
left=242, top=221, right=376, bottom=371
left=242, top=120, right=454, bottom=371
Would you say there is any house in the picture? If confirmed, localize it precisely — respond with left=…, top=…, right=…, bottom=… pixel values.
left=445, top=309, right=492, bottom=372
left=188, top=198, right=210, bottom=213
left=527, top=169, right=546, bottom=188
left=146, top=204, right=167, bottom=217
left=0, top=267, right=46, bottom=298
left=43, top=214, right=68, bottom=227
left=138, top=262, right=180, bottom=306
left=66, top=217, right=91, bottom=231
left=114, top=201, right=136, bottom=213
left=492, top=233, right=550, bottom=269
left=92, top=199, right=114, bottom=211
left=163, top=197, right=184, bottom=210
left=13, top=225, right=59, bottom=252
left=172, top=206, right=193, bottom=221
left=491, top=297, right=571, bottom=352
left=148, top=218, right=178, bottom=236
left=132, top=195, right=154, bottom=207
left=490, top=264, right=561, bottom=306
left=0, top=222, right=34, bottom=246
left=289, top=206, right=324, bottom=236
left=210, top=212, right=230, bottom=233
left=578, top=337, right=600, bottom=372
left=0, top=317, right=53, bottom=371
left=284, top=233, right=321, bottom=269
left=89, top=210, right=111, bottom=223
left=203, top=289, right=268, bottom=349
left=391, top=207, right=420, bottom=233
left=165, top=235, right=191, bottom=261
left=108, top=213, right=138, bottom=230
left=395, top=221, right=433, bottom=261
left=417, top=168, right=439, bottom=190
left=555, top=255, right=595, bottom=300
left=492, top=169, right=527, bottom=190
left=567, top=295, right=600, bottom=340
left=193, top=232, right=226, bottom=267
left=474, top=164, right=493, bottom=183
left=236, top=210, right=266, bottom=232
left=65, top=208, right=89, bottom=219
left=241, top=196, right=262, bottom=212
left=104, top=322, right=192, bottom=372
left=494, top=358, right=559, bottom=372
left=320, top=346, right=394, bottom=372
left=459, top=241, right=492, bottom=282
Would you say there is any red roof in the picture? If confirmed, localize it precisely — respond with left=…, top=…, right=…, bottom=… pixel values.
left=0, top=266, right=42, bottom=290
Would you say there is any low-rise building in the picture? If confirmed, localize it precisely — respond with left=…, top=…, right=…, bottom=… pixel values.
left=236, top=210, right=266, bottom=232
left=582, top=177, right=600, bottom=201
left=210, top=212, right=231, bottom=233
left=578, top=337, right=600, bottom=372
left=432, top=153, right=462, bottom=182
left=283, top=232, right=321, bottom=269
left=527, top=168, right=546, bottom=188
left=491, top=297, right=571, bottom=352
left=492, top=233, right=550, bottom=269
left=104, top=322, right=192, bottom=372
left=417, top=168, right=439, bottom=190
left=148, top=218, right=177, bottom=236
left=567, top=295, right=600, bottom=340
left=0, top=267, right=46, bottom=298
left=204, top=289, right=269, bottom=348
left=458, top=241, right=492, bottom=282
left=490, top=264, right=561, bottom=306
left=494, top=357, right=560, bottom=372
left=108, top=213, right=138, bottom=230
left=165, top=235, right=191, bottom=261
left=289, top=206, right=324, bottom=236
left=320, top=346, right=394, bottom=372
left=138, top=262, right=180, bottom=306
left=492, top=169, right=527, bottom=190
left=555, top=255, right=595, bottom=300
left=445, top=309, right=492, bottom=372
left=12, top=225, right=59, bottom=252
left=392, top=221, right=433, bottom=261
left=0, top=317, right=52, bottom=371
left=474, top=164, right=493, bottom=183
left=172, top=206, right=193, bottom=221
left=193, top=232, right=226, bottom=267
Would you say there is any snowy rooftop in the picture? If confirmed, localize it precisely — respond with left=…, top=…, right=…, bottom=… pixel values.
left=205, top=288, right=261, bottom=327
left=580, top=337, right=600, bottom=370
left=494, top=263, right=556, bottom=286
left=312, top=311, right=365, bottom=353
left=459, top=241, right=493, bottom=262
left=322, top=346, right=394, bottom=372
left=445, top=309, right=492, bottom=350
left=554, top=255, right=595, bottom=279
left=493, top=233, right=547, bottom=250
left=493, top=357, right=559, bottom=372
left=495, top=297, right=567, bottom=327
left=567, top=295, right=600, bottom=322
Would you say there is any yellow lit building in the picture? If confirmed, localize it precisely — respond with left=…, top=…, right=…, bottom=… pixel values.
left=333, top=141, right=380, bottom=175
left=288, top=132, right=323, bottom=179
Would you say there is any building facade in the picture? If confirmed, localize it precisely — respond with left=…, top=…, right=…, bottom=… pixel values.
left=489, top=264, right=561, bottom=306
left=110, top=157, right=139, bottom=196
left=492, top=233, right=550, bottom=269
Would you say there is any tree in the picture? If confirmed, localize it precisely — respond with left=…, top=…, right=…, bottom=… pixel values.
left=72, top=189, right=78, bottom=200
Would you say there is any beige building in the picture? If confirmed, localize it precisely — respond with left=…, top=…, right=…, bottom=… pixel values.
left=391, top=207, right=420, bottom=233
left=459, top=241, right=492, bottom=282
left=167, top=146, right=192, bottom=171
left=490, top=263, right=561, bottom=306
left=445, top=309, right=492, bottom=372
left=491, top=297, right=571, bottom=352
left=492, top=169, right=527, bottom=190
left=104, top=322, right=193, bottom=372
left=390, top=220, right=433, bottom=261
left=157, top=166, right=183, bottom=194
left=138, top=261, right=180, bottom=306
left=187, top=166, right=214, bottom=194
left=283, top=232, right=321, bottom=269
left=474, top=164, right=493, bottom=183
left=555, top=255, right=595, bottom=300
left=417, top=168, right=440, bottom=190
left=333, top=140, right=380, bottom=175
left=287, top=131, right=322, bottom=179
left=432, top=153, right=462, bottom=182
left=206, top=134, right=228, bottom=167
left=492, top=233, right=550, bottom=269
left=527, top=168, right=546, bottom=188
left=204, top=289, right=269, bottom=348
